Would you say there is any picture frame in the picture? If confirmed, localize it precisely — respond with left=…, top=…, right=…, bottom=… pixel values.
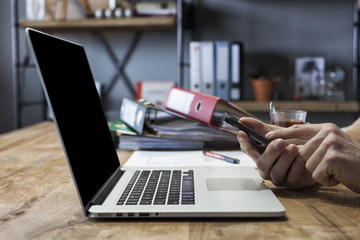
left=294, top=57, right=325, bottom=99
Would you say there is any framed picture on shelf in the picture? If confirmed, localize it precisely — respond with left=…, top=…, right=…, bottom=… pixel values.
left=294, top=57, right=325, bottom=99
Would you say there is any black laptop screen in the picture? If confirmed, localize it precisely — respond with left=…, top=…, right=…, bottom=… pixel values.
left=26, top=29, right=121, bottom=209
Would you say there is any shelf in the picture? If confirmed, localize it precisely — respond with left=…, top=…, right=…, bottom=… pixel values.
left=13, top=14, right=178, bottom=129
left=232, top=101, right=360, bottom=112
left=18, top=17, right=177, bottom=31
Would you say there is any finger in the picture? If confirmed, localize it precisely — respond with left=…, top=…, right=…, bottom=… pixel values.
left=281, top=138, right=307, bottom=146
left=266, top=123, right=323, bottom=141
left=285, top=156, right=306, bottom=188
left=257, top=139, right=287, bottom=180
left=312, top=152, right=340, bottom=187
left=309, top=134, right=341, bottom=187
left=299, top=135, right=323, bottom=165
left=312, top=163, right=340, bottom=187
left=304, top=137, right=328, bottom=173
left=299, top=125, right=340, bottom=164
left=240, top=117, right=280, bottom=135
left=269, top=144, right=299, bottom=186
left=237, top=130, right=262, bottom=160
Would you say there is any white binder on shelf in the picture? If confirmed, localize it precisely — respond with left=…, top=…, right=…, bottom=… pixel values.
left=200, top=41, right=215, bottom=96
left=189, top=41, right=202, bottom=93
left=230, top=42, right=244, bottom=101
left=215, top=41, right=230, bottom=100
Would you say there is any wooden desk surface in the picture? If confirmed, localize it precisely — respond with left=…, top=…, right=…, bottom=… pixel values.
left=1, top=122, right=360, bottom=240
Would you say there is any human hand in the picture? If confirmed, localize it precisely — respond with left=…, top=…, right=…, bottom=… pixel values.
left=266, top=123, right=360, bottom=194
left=238, top=117, right=316, bottom=189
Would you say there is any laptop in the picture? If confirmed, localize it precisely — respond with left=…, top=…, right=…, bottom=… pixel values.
left=25, top=28, right=285, bottom=218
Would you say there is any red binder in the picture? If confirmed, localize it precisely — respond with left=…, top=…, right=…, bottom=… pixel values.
left=164, top=86, right=253, bottom=128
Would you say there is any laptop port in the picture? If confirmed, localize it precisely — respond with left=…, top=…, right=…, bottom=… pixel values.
left=116, top=213, right=123, bottom=217
left=98, top=213, right=111, bottom=217
left=128, top=213, right=134, bottom=217
left=139, top=213, right=149, bottom=217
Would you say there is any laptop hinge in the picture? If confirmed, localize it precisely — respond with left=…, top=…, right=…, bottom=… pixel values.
left=90, top=166, right=124, bottom=206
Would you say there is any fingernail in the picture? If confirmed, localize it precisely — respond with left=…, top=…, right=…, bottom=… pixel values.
left=237, top=135, right=243, bottom=142
left=265, top=131, right=273, bottom=138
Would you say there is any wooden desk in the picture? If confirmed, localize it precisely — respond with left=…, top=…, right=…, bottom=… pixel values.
left=1, top=122, right=360, bottom=239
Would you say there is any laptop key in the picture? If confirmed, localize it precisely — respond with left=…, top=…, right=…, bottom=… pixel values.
left=181, top=170, right=195, bottom=205
left=117, top=169, right=195, bottom=206
left=126, top=201, right=138, bottom=205
left=154, top=200, right=166, bottom=205
left=140, top=200, right=152, bottom=205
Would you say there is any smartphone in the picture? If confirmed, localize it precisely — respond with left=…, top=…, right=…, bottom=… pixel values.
left=224, top=112, right=271, bottom=146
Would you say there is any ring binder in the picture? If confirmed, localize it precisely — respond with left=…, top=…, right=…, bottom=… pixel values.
left=164, top=86, right=255, bottom=129
left=118, top=97, right=240, bottom=150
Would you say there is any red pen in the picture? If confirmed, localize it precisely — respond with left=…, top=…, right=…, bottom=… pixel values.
left=203, top=151, right=240, bottom=164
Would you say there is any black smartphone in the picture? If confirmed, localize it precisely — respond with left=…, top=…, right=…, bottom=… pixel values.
left=224, top=112, right=271, bottom=146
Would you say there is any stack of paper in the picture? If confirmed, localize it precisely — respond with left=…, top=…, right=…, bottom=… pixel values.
left=110, top=118, right=239, bottom=150
left=113, top=96, right=251, bottom=150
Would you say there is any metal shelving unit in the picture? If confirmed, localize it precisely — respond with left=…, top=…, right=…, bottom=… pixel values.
left=177, top=0, right=359, bottom=113
left=11, top=0, right=359, bottom=129
left=11, top=0, right=184, bottom=129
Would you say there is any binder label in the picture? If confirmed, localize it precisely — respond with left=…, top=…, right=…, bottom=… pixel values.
left=166, top=88, right=195, bottom=114
left=216, top=46, right=228, bottom=82
left=120, top=100, right=138, bottom=125
left=231, top=44, right=240, bottom=84
left=120, top=98, right=147, bottom=134
left=231, top=89, right=241, bottom=100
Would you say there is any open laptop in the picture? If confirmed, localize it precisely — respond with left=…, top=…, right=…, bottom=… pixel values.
left=25, top=28, right=285, bottom=218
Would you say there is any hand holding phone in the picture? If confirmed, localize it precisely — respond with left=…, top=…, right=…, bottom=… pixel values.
left=224, top=113, right=271, bottom=146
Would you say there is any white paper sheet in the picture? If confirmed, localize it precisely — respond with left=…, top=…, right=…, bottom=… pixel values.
left=123, top=150, right=256, bottom=168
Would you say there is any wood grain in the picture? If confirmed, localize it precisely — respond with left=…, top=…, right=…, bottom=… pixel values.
left=231, top=100, right=360, bottom=112
left=19, top=17, right=176, bottom=31
left=1, top=122, right=360, bottom=240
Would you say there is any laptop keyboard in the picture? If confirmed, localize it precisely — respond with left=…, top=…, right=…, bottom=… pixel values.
left=117, top=170, right=195, bottom=206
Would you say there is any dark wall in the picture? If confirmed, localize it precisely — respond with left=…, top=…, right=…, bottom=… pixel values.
left=189, top=0, right=357, bottom=101
left=1, top=0, right=358, bottom=132
left=0, top=1, right=13, bottom=133
left=1, top=1, right=178, bottom=132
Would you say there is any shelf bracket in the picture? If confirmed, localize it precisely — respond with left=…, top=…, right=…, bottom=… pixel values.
left=93, top=31, right=142, bottom=99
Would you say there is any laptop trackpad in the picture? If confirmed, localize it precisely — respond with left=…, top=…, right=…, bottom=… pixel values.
left=206, top=178, right=259, bottom=191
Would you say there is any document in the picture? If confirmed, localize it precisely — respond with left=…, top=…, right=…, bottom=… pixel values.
left=115, top=98, right=240, bottom=150
left=123, top=150, right=256, bottom=168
